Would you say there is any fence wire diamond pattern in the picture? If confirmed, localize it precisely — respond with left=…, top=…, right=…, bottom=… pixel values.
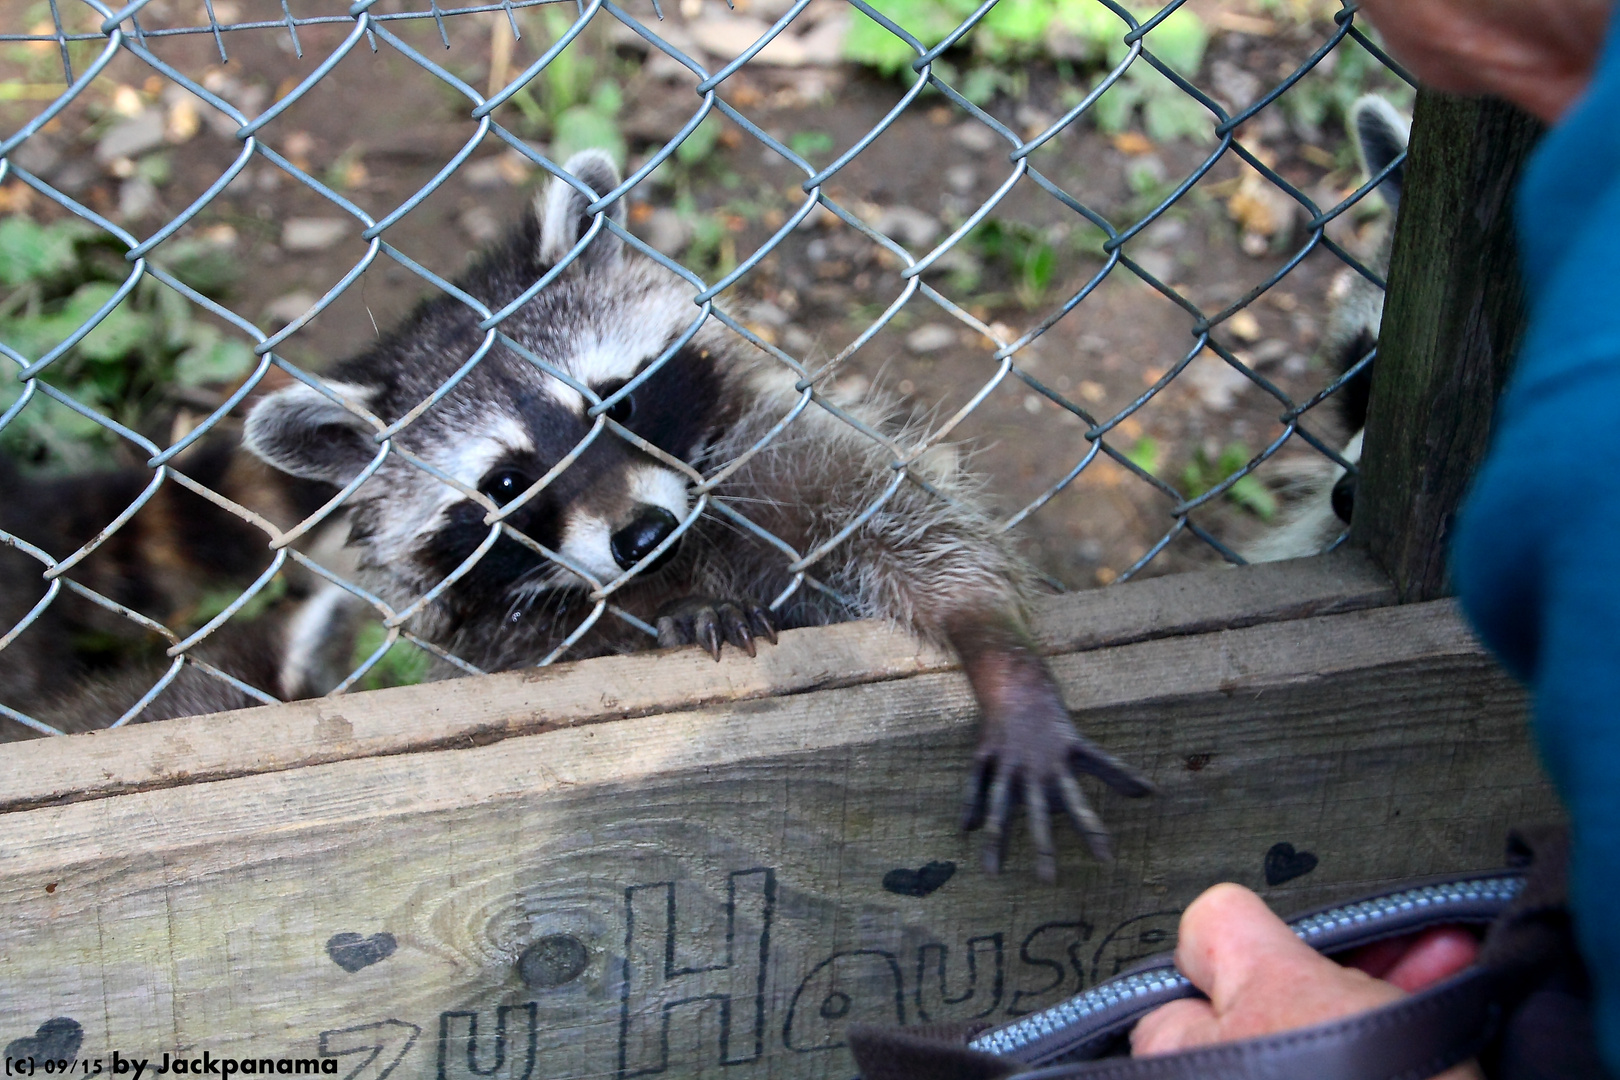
left=0, top=0, right=1410, bottom=735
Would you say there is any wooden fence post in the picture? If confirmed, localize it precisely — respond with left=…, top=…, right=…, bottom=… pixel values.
left=1351, top=89, right=1544, bottom=602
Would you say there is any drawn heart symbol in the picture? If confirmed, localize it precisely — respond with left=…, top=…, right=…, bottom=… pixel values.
left=1264, top=842, right=1319, bottom=886
left=325, top=932, right=397, bottom=973
left=5, top=1017, right=83, bottom=1063
left=882, top=860, right=956, bottom=898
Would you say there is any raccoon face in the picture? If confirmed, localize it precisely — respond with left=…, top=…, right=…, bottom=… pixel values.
left=245, top=151, right=736, bottom=613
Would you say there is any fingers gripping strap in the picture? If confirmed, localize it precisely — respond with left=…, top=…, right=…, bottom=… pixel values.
left=1018, top=965, right=1504, bottom=1080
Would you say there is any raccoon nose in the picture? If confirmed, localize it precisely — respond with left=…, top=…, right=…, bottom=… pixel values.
left=611, top=506, right=681, bottom=572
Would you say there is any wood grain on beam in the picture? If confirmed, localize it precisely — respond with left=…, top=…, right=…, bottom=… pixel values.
left=0, top=551, right=1392, bottom=813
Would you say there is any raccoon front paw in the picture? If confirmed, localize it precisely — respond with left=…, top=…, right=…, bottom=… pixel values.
left=655, top=597, right=777, bottom=661
left=962, top=661, right=1155, bottom=882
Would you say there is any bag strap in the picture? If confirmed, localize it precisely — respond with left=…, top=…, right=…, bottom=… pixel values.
left=1011, top=963, right=1511, bottom=1080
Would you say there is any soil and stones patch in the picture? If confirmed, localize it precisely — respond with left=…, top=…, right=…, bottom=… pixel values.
left=0, top=0, right=1409, bottom=600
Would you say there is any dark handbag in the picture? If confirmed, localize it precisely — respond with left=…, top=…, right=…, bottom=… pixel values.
left=848, top=827, right=1606, bottom=1080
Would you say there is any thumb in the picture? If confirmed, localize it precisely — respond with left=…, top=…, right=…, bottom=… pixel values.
left=1172, top=884, right=1404, bottom=1037
left=1173, top=884, right=1325, bottom=1012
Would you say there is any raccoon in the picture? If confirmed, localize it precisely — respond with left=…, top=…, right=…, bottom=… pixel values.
left=1241, top=95, right=1407, bottom=563
left=0, top=434, right=360, bottom=737
left=244, top=150, right=1153, bottom=879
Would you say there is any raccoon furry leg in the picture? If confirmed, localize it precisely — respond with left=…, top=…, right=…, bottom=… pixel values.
left=706, top=371, right=1155, bottom=877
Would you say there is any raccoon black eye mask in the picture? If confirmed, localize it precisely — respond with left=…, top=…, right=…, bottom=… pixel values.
left=243, top=149, right=1154, bottom=881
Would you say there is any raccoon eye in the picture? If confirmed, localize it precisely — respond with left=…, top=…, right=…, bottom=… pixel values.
left=480, top=469, right=532, bottom=507
left=595, top=380, right=634, bottom=424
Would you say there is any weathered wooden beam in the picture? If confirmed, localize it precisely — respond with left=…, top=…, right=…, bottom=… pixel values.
left=0, top=586, right=1552, bottom=1080
left=1353, top=89, right=1544, bottom=601
left=0, top=550, right=1392, bottom=813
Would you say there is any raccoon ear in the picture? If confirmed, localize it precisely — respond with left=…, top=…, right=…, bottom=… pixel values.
left=536, top=149, right=626, bottom=269
left=243, top=380, right=381, bottom=485
left=1350, top=95, right=1409, bottom=211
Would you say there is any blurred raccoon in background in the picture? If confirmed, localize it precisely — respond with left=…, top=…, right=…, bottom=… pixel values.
left=0, top=430, right=361, bottom=738
left=1241, top=95, right=1408, bottom=563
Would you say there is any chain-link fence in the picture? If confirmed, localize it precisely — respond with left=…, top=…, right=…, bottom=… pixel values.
left=0, top=0, right=1411, bottom=737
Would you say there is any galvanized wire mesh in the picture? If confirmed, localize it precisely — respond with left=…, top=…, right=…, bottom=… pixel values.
left=0, top=0, right=1410, bottom=735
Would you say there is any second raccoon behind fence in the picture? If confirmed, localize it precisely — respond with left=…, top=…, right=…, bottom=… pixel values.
left=1241, top=95, right=1409, bottom=564
left=1, top=436, right=359, bottom=733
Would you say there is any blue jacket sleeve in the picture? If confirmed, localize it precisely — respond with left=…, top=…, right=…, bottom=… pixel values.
left=1451, top=15, right=1620, bottom=1069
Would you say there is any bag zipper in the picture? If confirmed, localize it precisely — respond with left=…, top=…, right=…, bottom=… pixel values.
left=969, top=872, right=1526, bottom=1066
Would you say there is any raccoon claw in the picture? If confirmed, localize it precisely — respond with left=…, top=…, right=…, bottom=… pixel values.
left=696, top=608, right=723, bottom=661
left=656, top=597, right=776, bottom=661
left=720, top=605, right=757, bottom=657
left=749, top=604, right=778, bottom=645
left=960, top=654, right=1154, bottom=882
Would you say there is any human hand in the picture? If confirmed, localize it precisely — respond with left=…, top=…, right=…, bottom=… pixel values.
left=1356, top=0, right=1611, bottom=122
left=1131, top=883, right=1482, bottom=1080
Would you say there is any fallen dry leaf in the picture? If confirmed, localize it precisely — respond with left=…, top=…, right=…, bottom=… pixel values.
left=1111, top=132, right=1156, bottom=156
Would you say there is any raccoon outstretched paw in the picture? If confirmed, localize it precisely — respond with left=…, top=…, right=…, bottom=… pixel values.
left=958, top=651, right=1154, bottom=882
left=655, top=597, right=777, bottom=661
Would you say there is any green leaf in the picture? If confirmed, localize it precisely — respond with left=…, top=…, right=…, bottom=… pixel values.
left=189, top=574, right=288, bottom=628
left=151, top=280, right=194, bottom=349
left=843, top=1, right=931, bottom=75
left=1020, top=239, right=1055, bottom=304
left=980, top=0, right=1052, bottom=58
left=63, top=283, right=152, bottom=363
left=155, top=239, right=241, bottom=297
left=1140, top=6, right=1208, bottom=76
left=1091, top=77, right=1143, bottom=134
left=1142, top=76, right=1213, bottom=143
left=1026, top=240, right=1056, bottom=289
left=174, top=327, right=254, bottom=386
left=786, top=129, right=834, bottom=163
left=589, top=79, right=623, bottom=117
left=958, top=65, right=1002, bottom=106
left=1126, top=157, right=1167, bottom=197
left=1216, top=442, right=1253, bottom=475
left=541, top=9, right=591, bottom=111
left=136, top=151, right=172, bottom=186
left=1228, top=473, right=1279, bottom=521
left=352, top=621, right=433, bottom=691
left=0, top=389, right=114, bottom=474
left=553, top=105, right=625, bottom=169
left=0, top=312, right=60, bottom=360
left=1055, top=3, right=1123, bottom=57
left=1125, top=436, right=1162, bottom=477
left=676, top=114, right=723, bottom=166
left=1182, top=458, right=1211, bottom=498
left=0, top=216, right=86, bottom=287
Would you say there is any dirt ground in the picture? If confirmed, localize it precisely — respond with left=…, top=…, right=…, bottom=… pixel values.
left=1, top=0, right=1409, bottom=592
